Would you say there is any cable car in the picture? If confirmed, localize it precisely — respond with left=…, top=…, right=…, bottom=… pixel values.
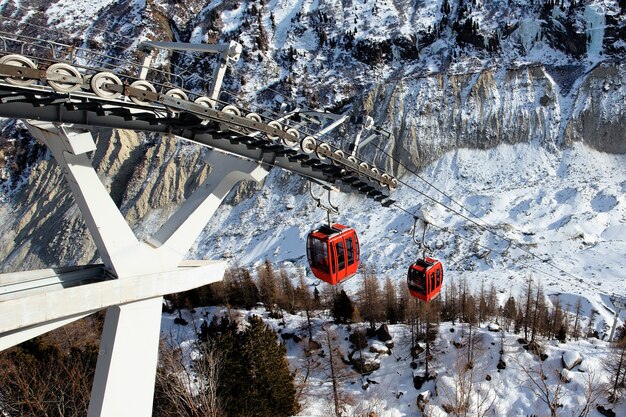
left=407, top=257, right=443, bottom=302
left=306, top=223, right=360, bottom=285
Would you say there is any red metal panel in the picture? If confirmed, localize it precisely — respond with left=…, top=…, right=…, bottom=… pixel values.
left=306, top=224, right=360, bottom=285
left=407, top=259, right=444, bottom=302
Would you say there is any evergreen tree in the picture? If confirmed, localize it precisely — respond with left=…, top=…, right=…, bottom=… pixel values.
left=503, top=295, right=517, bottom=331
left=313, top=286, right=321, bottom=307
left=204, top=316, right=300, bottom=417
left=332, top=289, right=354, bottom=323
left=258, top=259, right=279, bottom=314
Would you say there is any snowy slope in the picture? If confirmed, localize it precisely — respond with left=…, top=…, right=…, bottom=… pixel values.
left=162, top=307, right=626, bottom=417
left=190, top=142, right=626, bottom=335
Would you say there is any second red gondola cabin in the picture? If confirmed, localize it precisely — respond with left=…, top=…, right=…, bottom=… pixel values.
left=306, top=224, right=360, bottom=285
left=407, top=257, right=443, bottom=302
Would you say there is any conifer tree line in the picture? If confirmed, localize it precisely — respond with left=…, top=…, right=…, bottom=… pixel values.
left=172, top=263, right=599, bottom=346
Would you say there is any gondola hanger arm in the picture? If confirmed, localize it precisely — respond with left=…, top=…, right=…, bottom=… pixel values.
left=412, top=216, right=429, bottom=258
left=309, top=181, right=339, bottom=226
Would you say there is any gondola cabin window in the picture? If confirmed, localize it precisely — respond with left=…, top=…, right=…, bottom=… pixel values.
left=306, top=224, right=360, bottom=285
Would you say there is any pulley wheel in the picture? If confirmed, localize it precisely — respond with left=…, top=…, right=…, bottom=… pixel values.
left=283, top=128, right=300, bottom=148
left=381, top=173, right=391, bottom=188
left=221, top=104, right=241, bottom=116
left=243, top=112, right=262, bottom=133
left=370, top=167, right=383, bottom=185
left=164, top=88, right=189, bottom=113
left=129, top=80, right=157, bottom=105
left=266, top=121, right=283, bottom=141
left=46, top=62, right=82, bottom=93
left=316, top=142, right=331, bottom=160
left=0, top=54, right=37, bottom=86
left=245, top=112, right=262, bottom=123
left=359, top=162, right=370, bottom=174
left=194, top=96, right=215, bottom=125
left=332, top=149, right=345, bottom=166
left=194, top=96, right=215, bottom=108
left=347, top=155, right=358, bottom=166
left=300, top=136, right=317, bottom=154
left=90, top=72, right=123, bottom=99
left=389, top=177, right=398, bottom=191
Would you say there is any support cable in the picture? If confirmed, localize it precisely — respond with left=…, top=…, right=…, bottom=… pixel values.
left=370, top=142, right=590, bottom=286
left=391, top=204, right=571, bottom=283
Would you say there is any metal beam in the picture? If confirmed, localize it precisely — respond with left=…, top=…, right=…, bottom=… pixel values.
left=140, top=41, right=242, bottom=102
left=3, top=121, right=270, bottom=417
left=0, top=261, right=226, bottom=338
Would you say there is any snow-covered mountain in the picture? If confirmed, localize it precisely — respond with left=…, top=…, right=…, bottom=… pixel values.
left=0, top=0, right=625, bottom=415
left=1, top=0, right=624, bottom=320
left=0, top=0, right=624, bottom=351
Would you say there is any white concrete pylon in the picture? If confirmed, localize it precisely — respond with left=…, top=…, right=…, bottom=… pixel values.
left=7, top=121, right=270, bottom=417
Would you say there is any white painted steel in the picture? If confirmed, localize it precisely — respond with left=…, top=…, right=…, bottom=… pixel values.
left=5, top=121, right=269, bottom=417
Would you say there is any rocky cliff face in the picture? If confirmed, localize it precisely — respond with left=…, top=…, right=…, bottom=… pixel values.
left=0, top=0, right=625, bottom=270
left=1, top=60, right=624, bottom=271
left=364, top=63, right=626, bottom=176
left=0, top=129, right=213, bottom=271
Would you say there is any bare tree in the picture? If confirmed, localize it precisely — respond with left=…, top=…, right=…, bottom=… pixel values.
left=322, top=325, right=353, bottom=417
left=440, top=336, right=495, bottom=417
left=530, top=281, right=546, bottom=343
left=514, top=354, right=565, bottom=417
left=523, top=274, right=534, bottom=341
left=154, top=338, right=223, bottom=417
left=383, top=276, right=398, bottom=324
left=296, top=267, right=315, bottom=344
left=0, top=316, right=100, bottom=417
left=572, top=366, right=602, bottom=417
left=279, top=265, right=296, bottom=312
left=572, top=297, right=583, bottom=341
left=359, top=264, right=383, bottom=331
left=606, top=338, right=626, bottom=403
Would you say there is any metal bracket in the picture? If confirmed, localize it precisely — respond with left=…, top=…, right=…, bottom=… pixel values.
left=412, top=216, right=430, bottom=259
left=310, top=181, right=339, bottom=226
left=138, top=40, right=242, bottom=101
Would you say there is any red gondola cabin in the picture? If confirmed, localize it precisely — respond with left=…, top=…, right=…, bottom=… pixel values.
left=306, top=224, right=360, bottom=285
left=407, top=257, right=443, bottom=302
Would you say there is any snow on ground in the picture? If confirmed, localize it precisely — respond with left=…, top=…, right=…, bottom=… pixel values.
left=45, top=0, right=118, bottom=33
left=191, top=141, right=626, bottom=337
left=162, top=307, right=626, bottom=417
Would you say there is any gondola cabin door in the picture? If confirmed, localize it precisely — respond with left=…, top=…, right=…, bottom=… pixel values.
left=407, top=257, right=443, bottom=302
left=306, top=224, right=360, bottom=285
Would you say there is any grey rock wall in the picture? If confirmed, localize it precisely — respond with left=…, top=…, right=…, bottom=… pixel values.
left=0, top=63, right=624, bottom=271
left=364, top=64, right=626, bottom=176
